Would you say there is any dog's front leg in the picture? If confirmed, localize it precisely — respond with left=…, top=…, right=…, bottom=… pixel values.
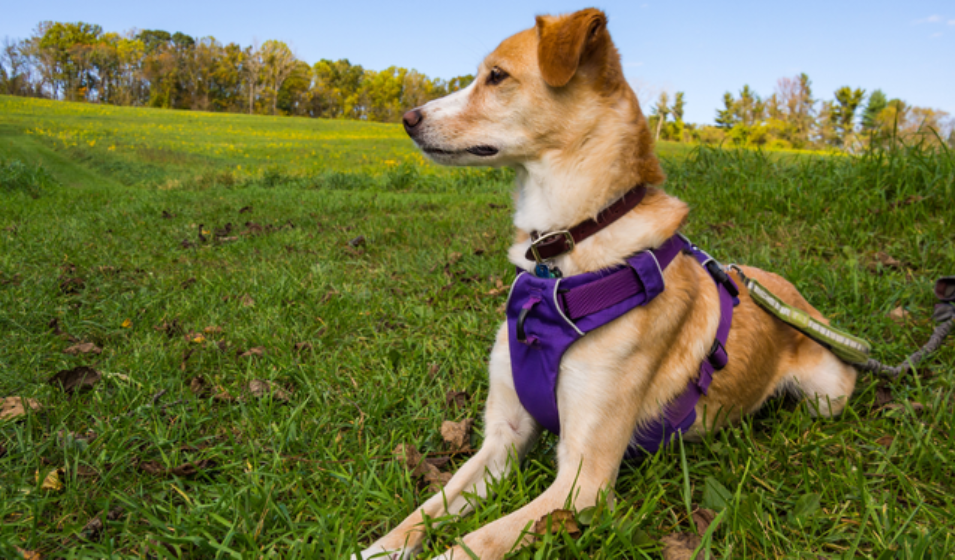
left=434, top=354, right=644, bottom=560
left=356, top=324, right=541, bottom=559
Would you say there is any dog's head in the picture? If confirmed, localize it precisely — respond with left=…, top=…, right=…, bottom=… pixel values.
left=403, top=8, right=662, bottom=186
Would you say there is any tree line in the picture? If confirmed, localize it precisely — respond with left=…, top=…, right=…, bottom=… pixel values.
left=2, top=21, right=952, bottom=149
left=648, top=74, right=953, bottom=150
left=0, top=21, right=474, bottom=122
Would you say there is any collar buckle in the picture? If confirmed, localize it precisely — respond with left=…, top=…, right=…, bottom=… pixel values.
left=530, top=230, right=575, bottom=263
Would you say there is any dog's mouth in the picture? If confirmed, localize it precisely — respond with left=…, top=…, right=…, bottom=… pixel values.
left=421, top=144, right=499, bottom=158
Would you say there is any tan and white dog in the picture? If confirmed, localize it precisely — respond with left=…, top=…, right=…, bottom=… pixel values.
left=357, top=8, right=856, bottom=559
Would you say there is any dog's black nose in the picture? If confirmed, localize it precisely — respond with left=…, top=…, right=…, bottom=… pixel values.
left=403, top=109, right=423, bottom=134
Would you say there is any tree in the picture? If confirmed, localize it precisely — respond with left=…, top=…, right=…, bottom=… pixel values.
left=37, top=21, right=103, bottom=100
left=672, top=91, right=685, bottom=123
left=260, top=40, right=296, bottom=115
left=830, top=86, right=865, bottom=146
left=243, top=41, right=263, bottom=114
left=860, top=89, right=887, bottom=134
left=715, top=92, right=737, bottom=129
left=311, top=58, right=364, bottom=118
left=652, top=91, right=669, bottom=141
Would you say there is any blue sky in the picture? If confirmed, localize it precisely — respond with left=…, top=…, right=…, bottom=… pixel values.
left=5, top=1, right=954, bottom=124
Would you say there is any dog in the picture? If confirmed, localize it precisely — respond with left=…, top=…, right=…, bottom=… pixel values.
left=356, top=8, right=857, bottom=559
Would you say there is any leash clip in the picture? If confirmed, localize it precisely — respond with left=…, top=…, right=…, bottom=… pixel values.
left=530, top=230, right=575, bottom=263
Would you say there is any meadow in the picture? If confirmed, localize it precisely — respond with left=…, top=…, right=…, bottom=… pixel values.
left=1, top=95, right=954, bottom=559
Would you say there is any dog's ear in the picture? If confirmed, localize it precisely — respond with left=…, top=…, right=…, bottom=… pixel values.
left=536, top=8, right=608, bottom=88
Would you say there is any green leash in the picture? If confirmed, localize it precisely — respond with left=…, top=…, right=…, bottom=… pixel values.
left=731, top=267, right=954, bottom=377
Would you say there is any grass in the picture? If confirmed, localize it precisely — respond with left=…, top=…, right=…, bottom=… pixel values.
left=1, top=94, right=954, bottom=559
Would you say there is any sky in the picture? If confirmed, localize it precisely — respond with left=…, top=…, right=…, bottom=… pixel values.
left=4, top=1, right=954, bottom=125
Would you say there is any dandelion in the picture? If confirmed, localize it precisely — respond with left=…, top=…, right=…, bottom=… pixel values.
left=121, top=318, right=132, bottom=328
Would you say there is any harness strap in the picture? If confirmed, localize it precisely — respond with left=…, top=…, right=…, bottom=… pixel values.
left=560, top=236, right=684, bottom=320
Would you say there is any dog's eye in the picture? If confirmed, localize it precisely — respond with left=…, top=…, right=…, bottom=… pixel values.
left=486, top=67, right=509, bottom=86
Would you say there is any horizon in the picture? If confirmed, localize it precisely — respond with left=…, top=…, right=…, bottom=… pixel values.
left=4, top=1, right=954, bottom=125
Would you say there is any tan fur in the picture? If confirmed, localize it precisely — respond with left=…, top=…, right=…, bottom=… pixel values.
left=357, top=9, right=857, bottom=559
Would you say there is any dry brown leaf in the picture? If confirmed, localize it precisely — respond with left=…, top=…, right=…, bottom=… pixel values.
left=168, top=459, right=216, bottom=477
left=348, top=235, right=366, bottom=247
left=875, top=435, right=895, bottom=447
left=240, top=294, right=255, bottom=307
left=1, top=397, right=41, bottom=421
left=532, top=509, right=581, bottom=538
left=82, top=506, right=124, bottom=541
left=875, top=384, right=893, bottom=406
left=692, top=508, right=718, bottom=537
left=448, top=251, right=463, bottom=264
left=63, top=342, right=102, bottom=355
left=661, top=532, right=702, bottom=560
left=49, top=366, right=101, bottom=395
left=441, top=419, right=474, bottom=452
left=294, top=341, right=313, bottom=352
left=880, top=401, right=926, bottom=414
left=888, top=306, right=910, bottom=324
left=445, top=390, right=470, bottom=410
left=238, top=346, right=265, bottom=358
left=203, top=326, right=223, bottom=334
left=15, top=548, right=41, bottom=560
left=874, top=252, right=902, bottom=269
left=39, top=468, right=64, bottom=491
left=428, top=363, right=440, bottom=377
left=423, top=469, right=453, bottom=492
left=249, top=380, right=290, bottom=402
left=138, top=460, right=165, bottom=475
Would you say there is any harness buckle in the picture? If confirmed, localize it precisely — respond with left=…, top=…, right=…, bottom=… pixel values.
left=530, top=230, right=575, bottom=263
left=708, top=338, right=728, bottom=370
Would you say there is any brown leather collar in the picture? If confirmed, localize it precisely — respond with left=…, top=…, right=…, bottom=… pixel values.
left=525, top=184, right=648, bottom=262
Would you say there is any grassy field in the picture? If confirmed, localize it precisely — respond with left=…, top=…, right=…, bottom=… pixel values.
left=1, top=94, right=954, bottom=559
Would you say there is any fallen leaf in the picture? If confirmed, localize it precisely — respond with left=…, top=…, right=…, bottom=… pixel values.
left=422, top=469, right=452, bottom=492
left=532, top=510, right=581, bottom=538
left=874, top=252, right=902, bottom=269
left=239, top=205, right=253, bottom=214
left=348, top=235, right=366, bottom=247
left=48, top=317, right=63, bottom=335
left=39, top=468, right=64, bottom=491
left=880, top=401, right=926, bottom=414
left=1, top=397, right=41, bottom=421
left=203, top=326, right=223, bottom=334
left=692, top=508, right=718, bottom=537
left=59, top=277, right=85, bottom=294
left=445, top=390, right=470, bottom=410
left=394, top=443, right=429, bottom=477
left=180, top=277, right=196, bottom=289
left=15, top=548, right=41, bottom=560
left=875, top=435, right=894, bottom=447
left=875, top=384, right=893, bottom=406
left=428, top=363, right=440, bottom=377
left=238, top=346, right=265, bottom=358
left=49, top=366, right=101, bottom=395
left=248, top=380, right=290, bottom=402
left=888, top=306, right=910, bottom=324
left=169, top=459, right=216, bottom=477
left=448, top=252, right=463, bottom=265
left=473, top=248, right=486, bottom=256
left=440, top=419, right=474, bottom=452
left=661, top=532, right=702, bottom=560
left=81, top=506, right=124, bottom=541
left=183, top=331, right=205, bottom=344
left=161, top=210, right=176, bottom=219
left=294, top=341, right=313, bottom=352
left=137, top=460, right=165, bottom=475
left=121, top=318, right=132, bottom=329
left=63, top=342, right=102, bottom=355
left=240, top=294, right=255, bottom=307
left=154, top=319, right=183, bottom=337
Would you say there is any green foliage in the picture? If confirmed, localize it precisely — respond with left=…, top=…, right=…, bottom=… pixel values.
left=1, top=95, right=954, bottom=559
left=0, top=158, right=59, bottom=197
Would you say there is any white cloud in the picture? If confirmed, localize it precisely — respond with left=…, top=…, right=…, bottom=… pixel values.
left=949, top=19, right=955, bottom=25
left=915, top=14, right=942, bottom=24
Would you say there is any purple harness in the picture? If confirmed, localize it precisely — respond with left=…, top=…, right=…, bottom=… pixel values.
left=506, top=235, right=739, bottom=459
